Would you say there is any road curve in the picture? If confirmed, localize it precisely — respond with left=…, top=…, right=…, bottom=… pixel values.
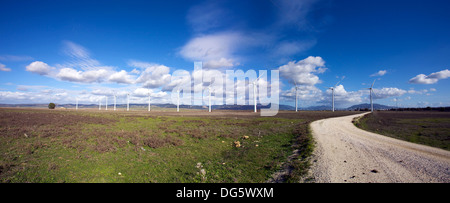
left=309, top=112, right=450, bottom=183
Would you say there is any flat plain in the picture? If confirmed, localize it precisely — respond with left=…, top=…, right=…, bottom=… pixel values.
left=355, top=111, right=450, bottom=151
left=0, top=107, right=358, bottom=183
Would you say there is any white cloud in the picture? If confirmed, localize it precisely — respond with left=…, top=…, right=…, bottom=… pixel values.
left=409, top=69, right=450, bottom=84
left=282, top=85, right=323, bottom=102
left=0, top=63, right=11, bottom=72
left=179, top=32, right=244, bottom=63
left=203, top=58, right=236, bottom=69
left=55, top=67, right=109, bottom=83
left=370, top=70, right=387, bottom=77
left=407, top=88, right=437, bottom=95
left=373, top=87, right=407, bottom=99
left=278, top=56, right=326, bottom=86
left=26, top=61, right=53, bottom=75
left=129, top=60, right=172, bottom=88
left=108, top=70, right=135, bottom=84
left=324, top=85, right=363, bottom=105
left=24, top=42, right=172, bottom=88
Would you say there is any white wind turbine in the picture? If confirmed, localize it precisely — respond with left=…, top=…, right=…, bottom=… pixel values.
left=176, top=89, right=180, bottom=112
left=99, top=98, right=101, bottom=110
left=105, top=96, right=108, bottom=110
left=328, top=79, right=343, bottom=112
left=205, top=85, right=214, bottom=113
left=76, top=98, right=78, bottom=110
left=294, top=82, right=299, bottom=112
left=113, top=92, right=117, bottom=111
left=251, top=72, right=265, bottom=113
left=127, top=93, right=130, bottom=111
left=365, top=79, right=377, bottom=112
left=148, top=89, right=151, bottom=112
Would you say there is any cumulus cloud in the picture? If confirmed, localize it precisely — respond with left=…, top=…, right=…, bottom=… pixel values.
left=108, top=70, right=135, bottom=84
left=282, top=85, right=323, bottom=102
left=323, top=85, right=363, bottom=105
left=26, top=61, right=53, bottom=75
left=55, top=68, right=110, bottom=83
left=129, top=60, right=172, bottom=88
left=278, top=56, right=326, bottom=86
left=24, top=42, right=171, bottom=88
left=0, top=63, right=11, bottom=72
left=373, top=87, right=407, bottom=99
left=370, top=70, right=387, bottom=77
left=409, top=69, right=450, bottom=84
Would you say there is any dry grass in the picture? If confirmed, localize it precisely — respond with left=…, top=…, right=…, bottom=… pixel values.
left=0, top=107, right=360, bottom=183
left=356, top=111, right=450, bottom=150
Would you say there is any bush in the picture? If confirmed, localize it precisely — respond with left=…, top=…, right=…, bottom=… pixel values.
left=48, top=103, right=56, bottom=109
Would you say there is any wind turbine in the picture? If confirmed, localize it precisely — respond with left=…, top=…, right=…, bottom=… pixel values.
left=148, top=89, right=151, bottom=112
left=76, top=98, right=78, bottom=110
left=294, top=82, right=299, bottom=112
left=127, top=93, right=130, bottom=111
left=105, top=96, right=108, bottom=110
left=251, top=72, right=265, bottom=113
left=365, top=79, right=377, bottom=112
left=99, top=98, right=101, bottom=110
left=328, top=79, right=343, bottom=112
left=113, top=92, right=117, bottom=111
left=205, top=85, right=213, bottom=113
left=176, top=89, right=180, bottom=112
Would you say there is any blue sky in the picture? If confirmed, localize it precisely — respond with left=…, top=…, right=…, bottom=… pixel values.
left=1, top=0, right=449, bottom=108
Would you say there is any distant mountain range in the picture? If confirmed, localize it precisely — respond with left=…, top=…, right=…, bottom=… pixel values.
left=0, top=103, right=393, bottom=111
left=345, top=103, right=394, bottom=110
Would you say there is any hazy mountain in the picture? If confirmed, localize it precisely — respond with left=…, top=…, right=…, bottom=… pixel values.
left=346, top=103, right=394, bottom=110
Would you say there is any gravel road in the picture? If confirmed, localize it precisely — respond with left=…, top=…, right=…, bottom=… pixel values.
left=309, top=112, right=450, bottom=183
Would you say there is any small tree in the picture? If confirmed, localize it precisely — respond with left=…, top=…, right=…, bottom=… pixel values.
left=48, top=103, right=56, bottom=109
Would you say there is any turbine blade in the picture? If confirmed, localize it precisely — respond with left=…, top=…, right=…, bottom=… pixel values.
left=254, top=71, right=265, bottom=82
left=371, top=79, right=376, bottom=88
left=372, top=89, right=379, bottom=99
left=334, top=76, right=345, bottom=88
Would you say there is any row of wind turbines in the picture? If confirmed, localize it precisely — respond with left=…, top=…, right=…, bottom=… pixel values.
left=76, top=91, right=150, bottom=112
left=76, top=76, right=378, bottom=113
left=293, top=79, right=378, bottom=113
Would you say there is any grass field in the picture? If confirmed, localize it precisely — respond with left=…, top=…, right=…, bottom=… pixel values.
left=355, top=111, right=450, bottom=151
left=0, top=107, right=359, bottom=183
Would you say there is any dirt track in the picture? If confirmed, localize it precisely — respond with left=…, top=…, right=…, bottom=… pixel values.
left=309, top=113, right=450, bottom=183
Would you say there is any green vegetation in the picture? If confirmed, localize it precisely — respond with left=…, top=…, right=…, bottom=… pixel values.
left=0, top=108, right=358, bottom=183
left=355, top=111, right=450, bottom=150
left=48, top=103, right=56, bottom=109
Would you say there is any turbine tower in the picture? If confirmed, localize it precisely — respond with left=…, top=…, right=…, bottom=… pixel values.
left=251, top=72, right=265, bottom=113
left=127, top=93, right=130, bottom=111
left=176, top=89, right=180, bottom=112
left=148, top=89, right=151, bottom=112
left=76, top=98, right=78, bottom=110
left=105, top=96, right=108, bottom=110
left=366, top=79, right=376, bottom=112
left=328, top=80, right=342, bottom=112
left=113, top=93, right=116, bottom=111
left=294, top=82, right=299, bottom=112
left=99, top=98, right=101, bottom=110
left=206, top=86, right=213, bottom=112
